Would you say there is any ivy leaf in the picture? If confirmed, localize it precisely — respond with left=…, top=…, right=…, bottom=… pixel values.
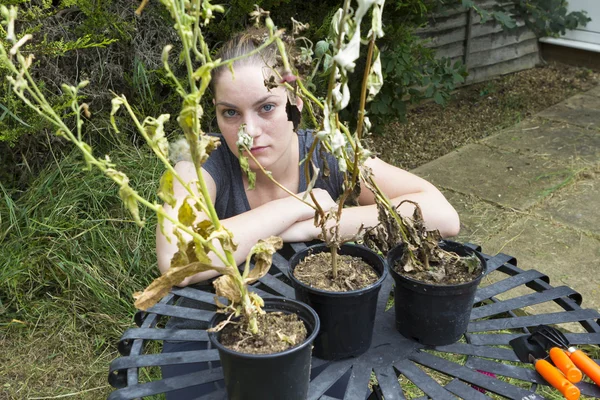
left=178, top=199, right=195, bottom=226
left=158, top=170, right=177, bottom=208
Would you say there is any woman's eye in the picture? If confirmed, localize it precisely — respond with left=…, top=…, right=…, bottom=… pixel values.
left=223, top=109, right=238, bottom=118
left=261, top=104, right=275, bottom=113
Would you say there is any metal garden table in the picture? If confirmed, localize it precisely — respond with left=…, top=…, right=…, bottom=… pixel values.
left=108, top=243, right=600, bottom=399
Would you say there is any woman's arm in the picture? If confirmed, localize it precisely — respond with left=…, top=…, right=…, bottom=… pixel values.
left=279, top=157, right=460, bottom=242
left=156, top=161, right=335, bottom=286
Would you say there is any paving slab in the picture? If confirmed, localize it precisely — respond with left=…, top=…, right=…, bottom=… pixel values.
left=413, top=143, right=577, bottom=211
left=479, top=216, right=600, bottom=313
left=537, top=94, right=600, bottom=129
left=482, top=117, right=600, bottom=165
left=583, top=86, right=600, bottom=97
left=442, top=190, right=519, bottom=246
left=537, top=168, right=600, bottom=236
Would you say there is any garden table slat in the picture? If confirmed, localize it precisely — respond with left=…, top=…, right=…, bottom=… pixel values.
left=256, top=268, right=295, bottom=298
left=480, top=253, right=517, bottom=273
left=470, top=285, right=579, bottom=320
left=146, top=303, right=213, bottom=322
left=473, top=269, right=549, bottom=303
left=110, top=349, right=220, bottom=371
left=394, top=359, right=455, bottom=400
left=433, top=342, right=520, bottom=362
left=373, top=366, right=405, bottom=400
left=308, top=359, right=354, bottom=400
left=119, top=327, right=208, bottom=343
left=171, top=286, right=219, bottom=305
left=271, top=252, right=291, bottom=275
left=444, top=378, right=494, bottom=399
left=342, top=364, right=373, bottom=400
left=467, top=308, right=600, bottom=332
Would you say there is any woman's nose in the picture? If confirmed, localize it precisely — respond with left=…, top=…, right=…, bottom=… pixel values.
left=244, top=115, right=261, bottom=138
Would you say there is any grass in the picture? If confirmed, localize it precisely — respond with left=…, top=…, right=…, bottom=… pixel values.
left=0, top=138, right=163, bottom=399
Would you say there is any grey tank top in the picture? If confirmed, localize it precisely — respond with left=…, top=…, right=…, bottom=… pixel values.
left=202, top=129, right=344, bottom=218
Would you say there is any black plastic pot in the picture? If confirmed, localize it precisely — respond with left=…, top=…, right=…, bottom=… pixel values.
left=288, top=243, right=387, bottom=360
left=387, top=240, right=486, bottom=346
left=207, top=297, right=319, bottom=400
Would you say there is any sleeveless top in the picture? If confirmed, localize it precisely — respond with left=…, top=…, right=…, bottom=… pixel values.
left=202, top=129, right=344, bottom=218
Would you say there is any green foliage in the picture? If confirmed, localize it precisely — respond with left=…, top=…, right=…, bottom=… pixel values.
left=498, top=0, right=590, bottom=37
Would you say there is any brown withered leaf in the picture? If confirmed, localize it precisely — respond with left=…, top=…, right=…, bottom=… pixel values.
left=245, top=236, right=283, bottom=284
left=134, top=261, right=217, bottom=310
left=213, top=275, right=242, bottom=304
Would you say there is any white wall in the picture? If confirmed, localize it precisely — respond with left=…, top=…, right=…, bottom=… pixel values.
left=540, top=0, right=600, bottom=52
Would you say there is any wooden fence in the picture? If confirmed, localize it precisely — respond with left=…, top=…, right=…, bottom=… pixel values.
left=416, top=2, right=540, bottom=84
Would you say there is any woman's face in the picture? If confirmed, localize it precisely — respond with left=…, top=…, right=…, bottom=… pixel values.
left=214, top=64, right=300, bottom=172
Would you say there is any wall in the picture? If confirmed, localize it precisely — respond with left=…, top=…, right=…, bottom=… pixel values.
left=540, top=0, right=600, bottom=52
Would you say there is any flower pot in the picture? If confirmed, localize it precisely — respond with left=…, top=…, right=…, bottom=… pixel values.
left=387, top=240, right=486, bottom=346
left=207, top=297, right=319, bottom=400
left=289, top=243, right=387, bottom=360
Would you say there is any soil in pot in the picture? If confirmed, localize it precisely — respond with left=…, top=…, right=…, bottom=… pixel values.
left=219, top=312, right=307, bottom=354
left=394, top=247, right=483, bottom=285
left=293, top=251, right=379, bottom=291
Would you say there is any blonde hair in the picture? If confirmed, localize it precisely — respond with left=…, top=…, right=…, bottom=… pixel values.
left=210, top=27, right=292, bottom=92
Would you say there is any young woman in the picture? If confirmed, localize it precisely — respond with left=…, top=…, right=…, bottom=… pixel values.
left=156, top=30, right=460, bottom=286
left=157, top=29, right=460, bottom=399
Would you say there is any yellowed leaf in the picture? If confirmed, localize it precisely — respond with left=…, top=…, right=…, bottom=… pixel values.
left=245, top=236, right=283, bottom=284
left=134, top=261, right=216, bottom=310
left=178, top=199, right=195, bottom=226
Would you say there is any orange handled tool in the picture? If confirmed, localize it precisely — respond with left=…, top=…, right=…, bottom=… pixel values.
left=530, top=355, right=580, bottom=400
left=550, top=347, right=583, bottom=383
left=567, top=347, right=600, bottom=386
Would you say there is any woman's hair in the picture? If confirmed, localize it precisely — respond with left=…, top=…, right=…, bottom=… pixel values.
left=210, top=27, right=281, bottom=92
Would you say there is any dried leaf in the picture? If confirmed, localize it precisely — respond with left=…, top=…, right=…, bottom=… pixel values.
left=193, top=237, right=212, bottom=264
left=158, top=170, right=177, bottom=208
left=178, top=199, right=195, bottom=226
left=134, top=261, right=216, bottom=310
left=245, top=236, right=283, bottom=284
left=119, top=183, right=143, bottom=227
left=214, top=275, right=242, bottom=304
left=276, top=331, right=297, bottom=345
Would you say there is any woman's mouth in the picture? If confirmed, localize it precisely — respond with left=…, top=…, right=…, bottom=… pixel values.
left=249, top=146, right=268, bottom=154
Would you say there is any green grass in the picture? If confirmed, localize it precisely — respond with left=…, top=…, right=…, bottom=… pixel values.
left=0, top=138, right=164, bottom=399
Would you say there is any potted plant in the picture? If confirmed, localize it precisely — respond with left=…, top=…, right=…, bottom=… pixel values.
left=364, top=198, right=486, bottom=346
left=0, top=2, right=320, bottom=399
left=242, top=0, right=389, bottom=360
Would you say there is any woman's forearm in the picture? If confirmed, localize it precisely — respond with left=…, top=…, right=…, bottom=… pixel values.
left=159, top=195, right=313, bottom=286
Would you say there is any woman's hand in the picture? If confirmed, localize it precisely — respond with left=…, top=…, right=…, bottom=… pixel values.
left=296, top=188, right=337, bottom=221
left=279, top=219, right=320, bottom=243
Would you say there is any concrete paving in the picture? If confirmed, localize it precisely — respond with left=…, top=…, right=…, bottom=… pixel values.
left=412, top=86, right=600, bottom=320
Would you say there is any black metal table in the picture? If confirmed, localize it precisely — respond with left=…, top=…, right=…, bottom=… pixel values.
left=108, top=243, right=600, bottom=399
